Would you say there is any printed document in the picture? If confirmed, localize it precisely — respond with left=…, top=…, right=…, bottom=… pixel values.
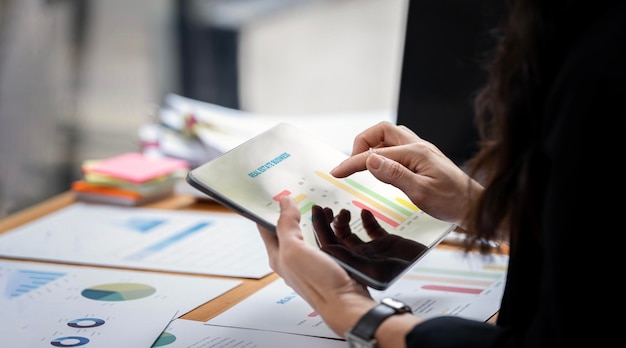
left=207, top=248, right=508, bottom=339
left=0, top=202, right=271, bottom=278
left=154, top=319, right=345, bottom=348
left=0, top=259, right=241, bottom=348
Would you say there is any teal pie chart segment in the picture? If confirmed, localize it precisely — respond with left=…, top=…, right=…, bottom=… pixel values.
left=152, top=332, right=177, bottom=347
left=81, top=283, right=156, bottom=301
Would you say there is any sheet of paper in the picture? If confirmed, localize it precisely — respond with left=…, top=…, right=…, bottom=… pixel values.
left=210, top=278, right=341, bottom=339
left=207, top=248, right=508, bottom=339
left=5, top=301, right=176, bottom=348
left=153, top=319, right=345, bottom=348
left=369, top=248, right=509, bottom=321
left=0, top=202, right=272, bottom=278
left=0, top=259, right=241, bottom=348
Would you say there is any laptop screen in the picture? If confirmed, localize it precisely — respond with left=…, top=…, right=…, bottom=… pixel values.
left=395, top=0, right=503, bottom=166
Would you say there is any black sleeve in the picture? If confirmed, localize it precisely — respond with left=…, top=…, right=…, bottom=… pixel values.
left=405, top=2, right=626, bottom=347
left=406, top=316, right=507, bottom=348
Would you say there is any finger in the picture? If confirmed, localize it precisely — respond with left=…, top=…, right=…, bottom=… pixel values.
left=258, top=196, right=301, bottom=271
left=322, top=207, right=335, bottom=223
left=364, top=152, right=425, bottom=197
left=361, top=209, right=389, bottom=239
left=332, top=209, right=365, bottom=248
left=331, top=122, right=420, bottom=178
left=274, top=196, right=303, bottom=241
left=331, top=144, right=413, bottom=179
left=331, top=209, right=352, bottom=238
left=329, top=152, right=370, bottom=178
left=312, top=205, right=340, bottom=247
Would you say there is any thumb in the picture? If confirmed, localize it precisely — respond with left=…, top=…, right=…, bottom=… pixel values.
left=366, top=153, right=415, bottom=193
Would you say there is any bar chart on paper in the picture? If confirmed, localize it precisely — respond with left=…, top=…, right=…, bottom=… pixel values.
left=371, top=248, right=509, bottom=320
left=0, top=259, right=241, bottom=348
left=404, top=264, right=505, bottom=295
left=6, top=269, right=66, bottom=299
left=207, top=248, right=509, bottom=339
left=0, top=203, right=272, bottom=278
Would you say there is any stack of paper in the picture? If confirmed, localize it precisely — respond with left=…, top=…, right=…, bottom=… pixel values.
left=72, top=152, right=189, bottom=206
left=139, top=93, right=396, bottom=168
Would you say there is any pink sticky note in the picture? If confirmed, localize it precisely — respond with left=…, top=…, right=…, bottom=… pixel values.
left=85, top=152, right=189, bottom=183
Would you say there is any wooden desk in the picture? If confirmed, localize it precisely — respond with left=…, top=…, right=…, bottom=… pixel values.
left=0, top=191, right=502, bottom=324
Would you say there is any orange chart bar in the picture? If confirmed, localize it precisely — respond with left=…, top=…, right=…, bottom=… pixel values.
left=293, top=193, right=307, bottom=204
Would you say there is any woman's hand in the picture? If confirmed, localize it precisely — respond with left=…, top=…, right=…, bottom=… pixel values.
left=313, top=205, right=428, bottom=283
left=331, top=121, right=483, bottom=229
left=257, top=196, right=377, bottom=337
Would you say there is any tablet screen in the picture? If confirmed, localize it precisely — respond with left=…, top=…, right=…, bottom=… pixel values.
left=187, top=123, right=455, bottom=290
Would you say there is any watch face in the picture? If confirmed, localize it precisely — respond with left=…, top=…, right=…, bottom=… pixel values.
left=381, top=297, right=412, bottom=313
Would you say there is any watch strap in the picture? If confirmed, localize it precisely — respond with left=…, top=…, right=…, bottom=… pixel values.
left=350, top=303, right=398, bottom=340
left=346, top=298, right=412, bottom=348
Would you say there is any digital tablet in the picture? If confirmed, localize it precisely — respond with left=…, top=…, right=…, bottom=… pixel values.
left=186, top=123, right=455, bottom=290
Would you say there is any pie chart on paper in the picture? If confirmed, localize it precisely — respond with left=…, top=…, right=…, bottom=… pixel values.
left=152, top=332, right=177, bottom=347
left=81, top=282, right=156, bottom=301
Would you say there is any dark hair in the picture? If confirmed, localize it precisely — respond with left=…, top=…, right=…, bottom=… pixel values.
left=464, top=0, right=613, bottom=251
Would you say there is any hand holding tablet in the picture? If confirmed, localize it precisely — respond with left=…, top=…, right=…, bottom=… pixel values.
left=187, top=123, right=454, bottom=290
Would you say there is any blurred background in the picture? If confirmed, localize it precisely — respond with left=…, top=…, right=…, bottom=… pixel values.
left=0, top=0, right=408, bottom=216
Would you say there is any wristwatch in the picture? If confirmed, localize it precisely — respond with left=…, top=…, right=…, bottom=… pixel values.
left=345, top=298, right=412, bottom=348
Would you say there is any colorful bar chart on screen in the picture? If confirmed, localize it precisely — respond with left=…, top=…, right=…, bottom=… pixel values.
left=271, top=173, right=419, bottom=228
left=186, top=123, right=457, bottom=289
left=263, top=163, right=449, bottom=249
left=188, top=123, right=456, bottom=249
